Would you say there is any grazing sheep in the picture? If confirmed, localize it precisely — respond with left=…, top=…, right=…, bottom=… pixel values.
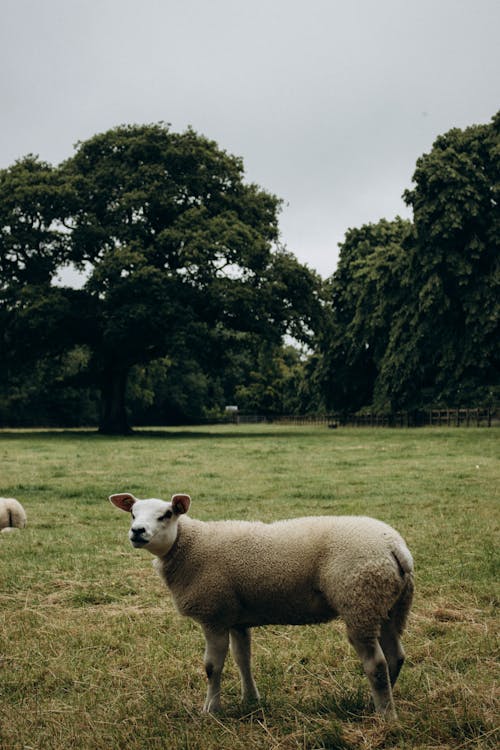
left=0, top=497, right=27, bottom=533
left=110, top=492, right=414, bottom=718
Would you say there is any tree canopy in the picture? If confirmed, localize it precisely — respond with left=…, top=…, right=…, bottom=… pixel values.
left=319, top=217, right=414, bottom=412
left=377, top=111, right=499, bottom=408
left=0, top=124, right=322, bottom=432
left=1, top=114, right=498, bottom=428
left=321, top=112, right=499, bottom=412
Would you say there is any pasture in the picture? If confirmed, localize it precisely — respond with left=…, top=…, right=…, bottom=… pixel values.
left=0, top=425, right=498, bottom=749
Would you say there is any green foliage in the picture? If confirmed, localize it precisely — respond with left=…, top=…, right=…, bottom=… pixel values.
left=0, top=124, right=322, bottom=432
left=1, top=114, right=497, bottom=424
left=0, top=347, right=98, bottom=427
left=319, top=217, right=413, bottom=411
left=127, top=356, right=221, bottom=425
left=0, top=155, right=68, bottom=287
left=234, top=344, right=311, bottom=415
left=61, top=124, right=296, bottom=432
left=377, top=111, right=499, bottom=408
left=321, top=112, right=499, bottom=412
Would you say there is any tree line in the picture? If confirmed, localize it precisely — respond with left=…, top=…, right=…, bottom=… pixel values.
left=1, top=113, right=498, bottom=433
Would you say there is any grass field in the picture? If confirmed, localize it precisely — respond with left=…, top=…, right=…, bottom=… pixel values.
left=0, top=425, right=498, bottom=749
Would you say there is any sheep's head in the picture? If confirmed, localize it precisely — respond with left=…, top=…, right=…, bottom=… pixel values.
left=109, top=493, right=191, bottom=557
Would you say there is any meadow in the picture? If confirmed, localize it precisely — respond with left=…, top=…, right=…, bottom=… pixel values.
left=0, top=425, right=498, bottom=749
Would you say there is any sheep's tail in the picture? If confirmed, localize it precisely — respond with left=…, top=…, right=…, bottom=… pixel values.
left=390, top=542, right=414, bottom=635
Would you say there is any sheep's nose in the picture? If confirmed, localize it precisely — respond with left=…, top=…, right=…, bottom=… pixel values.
left=130, top=526, right=148, bottom=547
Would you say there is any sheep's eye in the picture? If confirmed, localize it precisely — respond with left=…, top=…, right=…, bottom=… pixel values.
left=159, top=510, right=172, bottom=521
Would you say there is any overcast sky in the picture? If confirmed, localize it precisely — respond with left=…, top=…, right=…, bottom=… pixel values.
left=1, top=0, right=499, bottom=279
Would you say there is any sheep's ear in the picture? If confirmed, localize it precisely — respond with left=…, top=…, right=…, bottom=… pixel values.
left=109, top=493, right=137, bottom=512
left=171, top=494, right=191, bottom=515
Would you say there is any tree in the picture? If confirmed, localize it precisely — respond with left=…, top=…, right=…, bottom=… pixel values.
left=0, top=346, right=98, bottom=427
left=1, top=124, right=322, bottom=432
left=0, top=155, right=67, bottom=288
left=376, top=112, right=500, bottom=407
left=232, top=343, right=310, bottom=416
left=319, top=217, right=413, bottom=412
left=0, top=155, right=94, bottom=421
left=319, top=112, right=499, bottom=413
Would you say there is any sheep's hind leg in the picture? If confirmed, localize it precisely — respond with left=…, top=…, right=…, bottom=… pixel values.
left=348, top=633, right=396, bottom=719
left=230, top=627, right=260, bottom=705
left=379, top=619, right=405, bottom=687
left=202, top=626, right=229, bottom=712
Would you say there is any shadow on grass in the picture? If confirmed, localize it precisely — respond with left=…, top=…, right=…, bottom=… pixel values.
left=0, top=427, right=324, bottom=441
left=307, top=685, right=369, bottom=722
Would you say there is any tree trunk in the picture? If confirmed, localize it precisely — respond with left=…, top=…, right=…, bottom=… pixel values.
left=98, top=367, right=132, bottom=434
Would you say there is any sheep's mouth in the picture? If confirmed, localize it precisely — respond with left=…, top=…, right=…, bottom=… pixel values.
left=131, top=537, right=148, bottom=548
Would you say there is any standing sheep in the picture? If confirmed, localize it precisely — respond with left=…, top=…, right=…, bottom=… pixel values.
left=0, top=497, right=27, bottom=533
left=110, top=492, right=414, bottom=718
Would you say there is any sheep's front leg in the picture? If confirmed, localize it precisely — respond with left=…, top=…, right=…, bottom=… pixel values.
left=230, top=627, right=260, bottom=705
left=348, top=634, right=396, bottom=719
left=202, top=626, right=229, bottom=713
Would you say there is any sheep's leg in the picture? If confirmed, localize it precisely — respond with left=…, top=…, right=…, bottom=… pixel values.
left=202, top=626, right=229, bottom=713
left=348, top=633, right=396, bottom=718
left=230, top=627, right=260, bottom=705
left=379, top=620, right=405, bottom=687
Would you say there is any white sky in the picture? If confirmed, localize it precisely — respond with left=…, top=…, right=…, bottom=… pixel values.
left=1, top=0, right=499, bottom=278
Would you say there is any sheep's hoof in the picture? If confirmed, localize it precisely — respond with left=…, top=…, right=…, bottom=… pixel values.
left=241, top=694, right=261, bottom=708
left=377, top=706, right=398, bottom=722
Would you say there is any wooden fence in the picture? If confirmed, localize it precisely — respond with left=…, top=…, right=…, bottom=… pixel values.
left=232, top=407, right=498, bottom=428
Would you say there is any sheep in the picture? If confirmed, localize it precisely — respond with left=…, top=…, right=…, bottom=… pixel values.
left=109, top=492, right=414, bottom=719
left=0, top=497, right=27, bottom=533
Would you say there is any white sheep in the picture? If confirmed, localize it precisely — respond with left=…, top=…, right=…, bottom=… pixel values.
left=0, top=497, right=27, bottom=533
left=110, top=492, right=414, bottom=718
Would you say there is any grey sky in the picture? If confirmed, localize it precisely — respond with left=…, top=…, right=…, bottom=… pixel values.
left=1, top=0, right=499, bottom=278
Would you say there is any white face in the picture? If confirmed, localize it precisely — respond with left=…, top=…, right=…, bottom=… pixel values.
left=128, top=498, right=180, bottom=557
left=110, top=492, right=191, bottom=557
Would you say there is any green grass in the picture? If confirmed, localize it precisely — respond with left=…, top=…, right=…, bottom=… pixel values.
left=0, top=425, right=498, bottom=749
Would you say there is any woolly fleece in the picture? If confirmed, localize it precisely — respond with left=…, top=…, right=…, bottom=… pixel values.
left=0, top=497, right=27, bottom=532
left=155, top=514, right=413, bottom=638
